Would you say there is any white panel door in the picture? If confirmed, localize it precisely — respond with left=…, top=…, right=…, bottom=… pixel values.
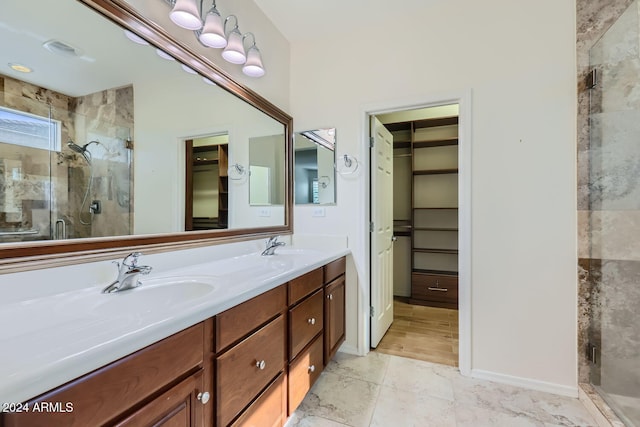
left=370, top=116, right=394, bottom=347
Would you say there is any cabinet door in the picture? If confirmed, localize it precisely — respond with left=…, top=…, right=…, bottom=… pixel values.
left=324, top=275, right=345, bottom=365
left=115, top=369, right=206, bottom=427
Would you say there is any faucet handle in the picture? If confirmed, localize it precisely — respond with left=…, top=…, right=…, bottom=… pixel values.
left=122, top=252, right=142, bottom=267
left=267, top=236, right=279, bottom=245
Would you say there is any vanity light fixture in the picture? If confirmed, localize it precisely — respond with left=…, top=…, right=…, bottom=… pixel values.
left=221, top=16, right=246, bottom=64
left=169, top=0, right=203, bottom=30
left=124, top=30, right=149, bottom=45
left=156, top=48, right=175, bottom=60
left=242, top=33, right=265, bottom=77
left=164, top=1, right=265, bottom=77
left=198, top=2, right=226, bottom=48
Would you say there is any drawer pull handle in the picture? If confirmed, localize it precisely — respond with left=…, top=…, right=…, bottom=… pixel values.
left=327, top=293, right=333, bottom=300
left=427, top=287, right=448, bottom=292
left=197, top=391, right=211, bottom=404
left=256, top=360, right=266, bottom=370
left=308, top=365, right=315, bottom=373
left=308, top=317, right=316, bottom=325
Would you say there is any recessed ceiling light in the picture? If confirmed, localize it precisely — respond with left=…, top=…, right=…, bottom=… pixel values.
left=9, top=63, right=32, bottom=73
left=202, top=77, right=217, bottom=86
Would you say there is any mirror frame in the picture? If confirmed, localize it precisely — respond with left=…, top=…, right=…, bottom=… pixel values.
left=0, top=0, right=293, bottom=271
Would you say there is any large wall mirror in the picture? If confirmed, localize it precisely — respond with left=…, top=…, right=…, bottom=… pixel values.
left=294, top=128, right=336, bottom=205
left=0, top=0, right=292, bottom=267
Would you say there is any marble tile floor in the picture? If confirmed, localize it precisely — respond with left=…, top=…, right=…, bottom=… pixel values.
left=375, top=300, right=459, bottom=367
left=286, top=352, right=598, bottom=427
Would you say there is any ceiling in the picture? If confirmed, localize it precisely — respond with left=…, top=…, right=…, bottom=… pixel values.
left=1, top=1, right=159, bottom=97
left=253, top=0, right=446, bottom=43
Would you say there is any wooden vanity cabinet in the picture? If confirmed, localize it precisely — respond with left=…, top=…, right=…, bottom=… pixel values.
left=214, top=285, right=287, bottom=427
left=324, top=257, right=346, bottom=365
left=2, top=322, right=209, bottom=427
left=2, top=258, right=347, bottom=427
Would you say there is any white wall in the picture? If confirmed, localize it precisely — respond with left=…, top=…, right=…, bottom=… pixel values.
left=291, top=0, right=578, bottom=392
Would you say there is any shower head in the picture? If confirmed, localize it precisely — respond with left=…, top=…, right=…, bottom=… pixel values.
left=67, top=140, right=100, bottom=164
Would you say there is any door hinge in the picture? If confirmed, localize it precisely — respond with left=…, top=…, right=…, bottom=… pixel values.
left=369, top=136, right=374, bottom=148
left=369, top=222, right=374, bottom=232
left=370, top=306, right=375, bottom=317
left=586, top=68, right=598, bottom=90
left=586, top=342, right=598, bottom=364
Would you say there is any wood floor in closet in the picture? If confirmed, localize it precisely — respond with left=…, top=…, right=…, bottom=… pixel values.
left=375, top=299, right=459, bottom=367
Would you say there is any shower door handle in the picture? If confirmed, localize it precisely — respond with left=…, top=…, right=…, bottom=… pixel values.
left=55, top=219, right=67, bottom=240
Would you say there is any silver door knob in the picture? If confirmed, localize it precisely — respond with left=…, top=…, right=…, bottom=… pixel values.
left=197, top=391, right=210, bottom=404
left=308, top=318, right=316, bottom=325
left=327, top=293, right=333, bottom=300
left=392, top=236, right=397, bottom=242
left=308, top=365, right=315, bottom=373
left=256, top=360, right=266, bottom=370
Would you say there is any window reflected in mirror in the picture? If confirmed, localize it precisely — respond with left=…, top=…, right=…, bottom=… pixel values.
left=294, top=128, right=336, bottom=205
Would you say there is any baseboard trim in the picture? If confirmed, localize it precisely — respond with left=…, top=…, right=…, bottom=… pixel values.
left=471, top=369, right=578, bottom=397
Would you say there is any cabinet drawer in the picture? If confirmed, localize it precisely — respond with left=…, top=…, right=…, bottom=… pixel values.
left=411, top=273, right=458, bottom=303
left=217, top=315, right=286, bottom=427
left=289, top=289, right=324, bottom=360
left=288, top=268, right=323, bottom=305
left=3, top=323, right=204, bottom=427
left=288, top=335, right=323, bottom=415
left=216, top=285, right=286, bottom=353
left=324, top=257, right=346, bottom=284
left=231, top=373, right=286, bottom=427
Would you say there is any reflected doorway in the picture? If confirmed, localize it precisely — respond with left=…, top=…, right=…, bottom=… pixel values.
left=184, top=134, right=229, bottom=230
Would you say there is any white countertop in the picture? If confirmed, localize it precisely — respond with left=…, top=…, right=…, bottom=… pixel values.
left=0, top=245, right=349, bottom=404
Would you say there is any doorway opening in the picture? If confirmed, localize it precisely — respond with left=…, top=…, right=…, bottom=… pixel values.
left=184, top=133, right=229, bottom=231
left=370, top=102, right=463, bottom=368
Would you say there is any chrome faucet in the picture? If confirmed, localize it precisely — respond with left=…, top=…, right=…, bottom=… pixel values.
left=261, top=236, right=286, bottom=256
left=102, top=252, right=152, bottom=293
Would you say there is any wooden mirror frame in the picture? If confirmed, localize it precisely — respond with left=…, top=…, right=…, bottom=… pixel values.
left=0, top=0, right=293, bottom=272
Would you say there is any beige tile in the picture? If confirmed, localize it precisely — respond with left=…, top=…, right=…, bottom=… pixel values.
left=325, top=351, right=390, bottom=385
left=370, top=385, right=456, bottom=427
left=298, top=371, right=380, bottom=427
left=383, top=355, right=455, bottom=401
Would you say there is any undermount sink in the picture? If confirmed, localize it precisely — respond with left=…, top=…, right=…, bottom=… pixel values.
left=94, top=276, right=217, bottom=314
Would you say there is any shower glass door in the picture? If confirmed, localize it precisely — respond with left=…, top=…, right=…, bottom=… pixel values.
left=589, top=1, right=640, bottom=425
left=0, top=95, right=55, bottom=242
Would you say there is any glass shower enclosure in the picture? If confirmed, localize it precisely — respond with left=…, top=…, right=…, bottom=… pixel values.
left=588, top=1, right=640, bottom=425
left=0, top=76, right=133, bottom=243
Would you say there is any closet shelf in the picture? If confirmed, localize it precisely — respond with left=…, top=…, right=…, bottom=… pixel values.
left=413, top=248, right=459, bottom=254
left=413, top=207, right=458, bottom=210
left=413, top=268, right=459, bottom=276
left=413, top=138, right=458, bottom=148
left=413, top=168, right=458, bottom=175
left=413, top=227, right=458, bottom=232
left=193, top=159, right=218, bottom=166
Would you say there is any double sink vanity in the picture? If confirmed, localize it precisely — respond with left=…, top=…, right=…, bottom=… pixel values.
left=0, top=244, right=348, bottom=427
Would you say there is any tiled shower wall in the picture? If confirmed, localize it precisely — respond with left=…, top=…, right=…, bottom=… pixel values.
left=0, top=74, right=133, bottom=240
left=576, top=0, right=637, bottom=388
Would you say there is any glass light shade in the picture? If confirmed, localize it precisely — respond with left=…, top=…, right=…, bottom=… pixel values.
left=124, top=30, right=149, bottom=45
left=242, top=46, right=265, bottom=77
left=199, top=10, right=226, bottom=48
left=169, top=0, right=202, bottom=30
left=222, top=30, right=246, bottom=64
